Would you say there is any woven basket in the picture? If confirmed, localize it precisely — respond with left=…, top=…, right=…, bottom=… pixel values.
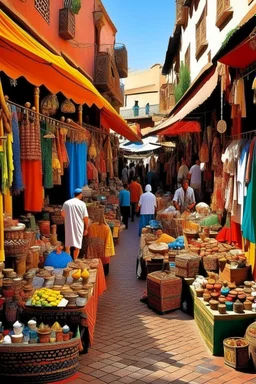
left=4, top=239, right=30, bottom=256
left=223, top=337, right=249, bottom=370
left=0, top=336, right=80, bottom=383
left=4, top=224, right=26, bottom=240
left=203, top=255, right=219, bottom=271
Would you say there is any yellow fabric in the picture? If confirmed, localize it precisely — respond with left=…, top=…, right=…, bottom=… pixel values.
left=4, top=189, right=12, bottom=217
left=156, top=234, right=175, bottom=244
left=0, top=10, right=139, bottom=142
left=245, top=241, right=255, bottom=272
left=0, top=192, right=5, bottom=261
left=88, top=223, right=115, bottom=257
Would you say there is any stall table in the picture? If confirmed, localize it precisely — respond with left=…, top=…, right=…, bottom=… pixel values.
left=190, top=287, right=256, bottom=356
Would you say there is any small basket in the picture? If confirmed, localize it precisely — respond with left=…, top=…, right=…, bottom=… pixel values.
left=223, top=337, right=249, bottom=370
left=4, top=239, right=29, bottom=256
left=51, top=216, right=64, bottom=225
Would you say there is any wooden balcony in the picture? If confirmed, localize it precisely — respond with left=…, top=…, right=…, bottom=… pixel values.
left=216, top=0, right=233, bottom=28
left=114, top=45, right=128, bottom=78
left=94, top=51, right=123, bottom=106
left=176, top=0, right=186, bottom=26
left=160, top=83, right=175, bottom=113
left=59, top=8, right=75, bottom=40
left=196, top=7, right=208, bottom=59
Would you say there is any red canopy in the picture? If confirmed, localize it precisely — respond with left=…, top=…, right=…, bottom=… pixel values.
left=218, top=36, right=256, bottom=69
left=160, top=121, right=201, bottom=136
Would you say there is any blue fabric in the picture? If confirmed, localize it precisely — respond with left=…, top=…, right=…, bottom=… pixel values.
left=66, top=142, right=87, bottom=198
left=139, top=214, right=155, bottom=236
left=44, top=250, right=72, bottom=268
left=11, top=105, right=23, bottom=193
left=242, top=142, right=256, bottom=243
left=119, top=189, right=130, bottom=206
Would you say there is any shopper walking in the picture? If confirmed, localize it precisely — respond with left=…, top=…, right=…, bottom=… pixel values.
left=137, top=184, right=157, bottom=236
left=119, top=183, right=130, bottom=229
left=61, top=188, right=89, bottom=260
left=188, top=158, right=202, bottom=201
left=129, top=176, right=143, bottom=222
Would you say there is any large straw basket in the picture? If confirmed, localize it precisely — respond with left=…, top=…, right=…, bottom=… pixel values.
left=4, top=223, right=25, bottom=240
left=245, top=322, right=256, bottom=370
left=0, top=336, right=80, bottom=383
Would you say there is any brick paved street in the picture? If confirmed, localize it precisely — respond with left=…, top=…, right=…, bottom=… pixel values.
left=74, top=222, right=256, bottom=384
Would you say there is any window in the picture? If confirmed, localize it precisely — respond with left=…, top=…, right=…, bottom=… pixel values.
left=34, top=0, right=50, bottom=24
left=185, top=44, right=190, bottom=73
left=196, top=6, right=208, bottom=59
left=216, top=0, right=233, bottom=28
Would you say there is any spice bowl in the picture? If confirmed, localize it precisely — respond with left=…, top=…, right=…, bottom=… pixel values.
left=11, top=334, right=24, bottom=343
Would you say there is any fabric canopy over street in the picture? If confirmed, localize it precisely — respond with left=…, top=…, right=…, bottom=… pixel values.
left=0, top=10, right=139, bottom=141
left=213, top=13, right=256, bottom=68
left=147, top=64, right=219, bottom=136
left=160, top=121, right=201, bottom=136
left=120, top=136, right=159, bottom=153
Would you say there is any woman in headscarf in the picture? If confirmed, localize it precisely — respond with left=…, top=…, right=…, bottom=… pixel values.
left=137, top=184, right=157, bottom=236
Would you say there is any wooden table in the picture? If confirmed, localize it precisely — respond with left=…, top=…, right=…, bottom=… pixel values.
left=190, top=287, right=256, bottom=356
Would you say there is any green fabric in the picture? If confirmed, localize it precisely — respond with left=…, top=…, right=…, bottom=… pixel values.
left=242, top=143, right=256, bottom=243
left=200, top=214, right=219, bottom=227
left=41, top=122, right=53, bottom=189
left=0, top=141, right=8, bottom=193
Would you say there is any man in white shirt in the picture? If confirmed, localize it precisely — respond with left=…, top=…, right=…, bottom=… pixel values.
left=61, top=188, right=89, bottom=260
left=188, top=158, right=202, bottom=200
left=137, top=184, right=157, bottom=235
left=177, top=158, right=189, bottom=187
left=173, top=179, right=196, bottom=214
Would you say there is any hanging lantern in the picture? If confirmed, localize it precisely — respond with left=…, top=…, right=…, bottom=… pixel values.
left=41, top=94, right=59, bottom=116
left=61, top=99, right=76, bottom=113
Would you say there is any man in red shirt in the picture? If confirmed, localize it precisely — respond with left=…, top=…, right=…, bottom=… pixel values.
left=129, top=176, right=143, bottom=222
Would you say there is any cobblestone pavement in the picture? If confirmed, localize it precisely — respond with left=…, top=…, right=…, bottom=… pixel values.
left=73, top=222, right=256, bottom=384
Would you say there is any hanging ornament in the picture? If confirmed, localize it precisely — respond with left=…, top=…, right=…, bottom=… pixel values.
left=61, top=99, right=76, bottom=113
left=217, top=88, right=227, bottom=134
left=41, top=94, right=59, bottom=116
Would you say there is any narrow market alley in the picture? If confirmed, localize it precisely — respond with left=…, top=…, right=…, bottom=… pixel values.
left=74, top=223, right=256, bottom=384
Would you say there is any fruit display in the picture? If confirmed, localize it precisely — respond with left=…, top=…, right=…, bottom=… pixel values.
left=31, top=288, right=63, bottom=307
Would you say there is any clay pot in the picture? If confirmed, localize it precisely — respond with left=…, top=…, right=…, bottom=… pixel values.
left=237, top=293, right=247, bottom=302
left=203, top=293, right=211, bottom=302
left=229, top=290, right=238, bottom=296
left=209, top=299, right=219, bottom=310
left=214, top=283, right=222, bottom=291
left=208, top=279, right=216, bottom=285
left=244, top=288, right=252, bottom=294
left=246, top=296, right=254, bottom=302
left=211, top=292, right=220, bottom=299
left=195, top=288, right=204, bottom=298
left=228, top=283, right=236, bottom=290
left=233, top=300, right=244, bottom=313
left=244, top=301, right=252, bottom=311
left=38, top=331, right=50, bottom=343
left=206, top=284, right=214, bottom=291
left=226, top=295, right=234, bottom=302
left=218, top=303, right=227, bottom=314
left=218, top=297, right=226, bottom=304
left=244, top=281, right=254, bottom=288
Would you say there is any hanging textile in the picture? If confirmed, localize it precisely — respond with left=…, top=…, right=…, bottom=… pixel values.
left=0, top=118, right=8, bottom=193
left=242, top=140, right=256, bottom=244
left=11, top=105, right=23, bottom=194
left=0, top=192, right=4, bottom=261
left=66, top=142, right=87, bottom=198
left=20, top=117, right=43, bottom=212
left=40, top=121, right=53, bottom=189
left=105, top=136, right=113, bottom=178
left=52, top=140, right=61, bottom=185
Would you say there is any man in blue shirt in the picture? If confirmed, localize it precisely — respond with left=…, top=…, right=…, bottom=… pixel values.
left=119, top=183, right=130, bottom=229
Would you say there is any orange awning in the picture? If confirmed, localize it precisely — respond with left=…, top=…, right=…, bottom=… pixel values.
left=160, top=121, right=201, bottom=136
left=0, top=10, right=139, bottom=141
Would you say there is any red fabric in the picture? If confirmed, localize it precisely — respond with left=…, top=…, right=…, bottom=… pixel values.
left=21, top=160, right=43, bottom=212
left=219, top=37, right=256, bottom=69
left=82, top=260, right=106, bottom=346
left=161, top=121, right=201, bottom=136
left=216, top=219, right=242, bottom=249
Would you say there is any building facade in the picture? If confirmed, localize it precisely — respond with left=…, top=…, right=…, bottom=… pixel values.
left=164, top=0, right=255, bottom=84
left=0, top=0, right=127, bottom=109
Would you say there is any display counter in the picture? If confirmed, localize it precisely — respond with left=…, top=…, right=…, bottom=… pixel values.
left=190, top=287, right=256, bottom=356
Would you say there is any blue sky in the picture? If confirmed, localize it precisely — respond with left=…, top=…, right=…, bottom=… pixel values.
left=102, top=0, right=175, bottom=71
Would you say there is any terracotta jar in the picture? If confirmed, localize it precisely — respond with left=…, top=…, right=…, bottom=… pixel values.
left=247, top=296, right=254, bottom=302
left=218, top=303, right=227, bottom=314
left=211, top=291, right=220, bottom=299
left=203, top=293, right=211, bottom=302
left=214, top=283, right=222, bottom=291
left=229, top=290, right=238, bottom=296
left=235, top=288, right=244, bottom=293
left=233, top=300, right=244, bottom=313
left=209, top=299, right=219, bottom=310
left=218, top=297, right=226, bottom=304
left=195, top=288, right=204, bottom=298
left=244, top=301, right=252, bottom=311
left=226, top=295, right=234, bottom=302
left=237, top=293, right=247, bottom=302
left=206, top=284, right=214, bottom=291
left=228, top=283, right=236, bottom=290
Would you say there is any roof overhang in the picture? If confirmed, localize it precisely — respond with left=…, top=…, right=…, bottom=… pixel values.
left=162, top=25, right=181, bottom=75
left=147, top=63, right=219, bottom=136
left=213, top=12, right=256, bottom=68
